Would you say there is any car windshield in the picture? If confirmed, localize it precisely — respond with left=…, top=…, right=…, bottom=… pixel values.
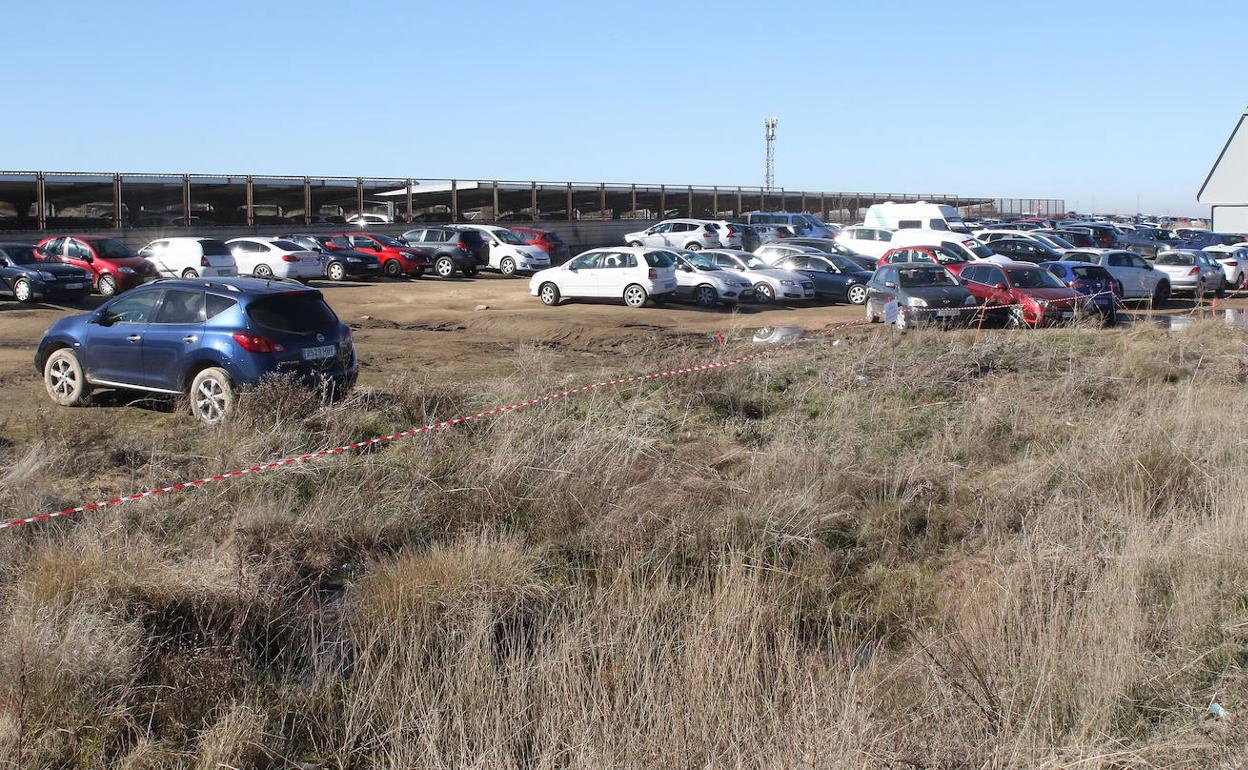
left=94, top=238, right=136, bottom=259
left=934, top=246, right=970, bottom=264
left=744, top=256, right=769, bottom=269
left=827, top=254, right=865, bottom=273
left=1072, top=265, right=1112, bottom=280
left=963, top=240, right=994, bottom=258
left=898, top=267, right=956, bottom=287
left=799, top=215, right=826, bottom=228
left=1156, top=253, right=1195, bottom=266
left=493, top=229, right=526, bottom=245
left=3, top=246, right=42, bottom=265
left=246, top=292, right=339, bottom=333
left=644, top=251, right=675, bottom=268
left=1043, top=235, right=1075, bottom=249
left=374, top=235, right=404, bottom=247
left=684, top=254, right=719, bottom=270
left=1006, top=268, right=1066, bottom=289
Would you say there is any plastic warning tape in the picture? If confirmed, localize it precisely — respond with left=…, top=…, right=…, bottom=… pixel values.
left=0, top=321, right=864, bottom=531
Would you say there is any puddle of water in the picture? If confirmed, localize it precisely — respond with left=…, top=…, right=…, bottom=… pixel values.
left=750, top=326, right=807, bottom=344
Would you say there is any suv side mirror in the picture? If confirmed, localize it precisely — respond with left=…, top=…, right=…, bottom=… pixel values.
left=92, top=309, right=116, bottom=327
left=995, top=282, right=1008, bottom=290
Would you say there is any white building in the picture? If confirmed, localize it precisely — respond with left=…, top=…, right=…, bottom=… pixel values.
left=1198, top=106, right=1248, bottom=232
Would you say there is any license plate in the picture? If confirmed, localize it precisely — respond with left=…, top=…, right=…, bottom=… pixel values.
left=936, top=309, right=959, bottom=318
left=302, top=345, right=335, bottom=361
left=1060, top=311, right=1074, bottom=319
left=64, top=283, right=83, bottom=290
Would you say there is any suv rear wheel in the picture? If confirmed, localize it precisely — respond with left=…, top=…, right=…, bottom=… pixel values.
left=435, top=256, right=456, bottom=278
left=189, top=367, right=234, bottom=424
left=44, top=349, right=90, bottom=406
left=694, top=285, right=718, bottom=306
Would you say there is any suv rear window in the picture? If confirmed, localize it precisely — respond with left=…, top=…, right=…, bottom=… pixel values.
left=199, top=240, right=231, bottom=257
left=246, top=292, right=339, bottom=333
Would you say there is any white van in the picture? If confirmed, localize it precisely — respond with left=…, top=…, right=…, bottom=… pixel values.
left=885, top=229, right=995, bottom=262
left=863, top=202, right=969, bottom=233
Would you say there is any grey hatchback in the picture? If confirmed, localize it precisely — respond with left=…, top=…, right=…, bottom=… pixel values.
left=865, top=264, right=980, bottom=330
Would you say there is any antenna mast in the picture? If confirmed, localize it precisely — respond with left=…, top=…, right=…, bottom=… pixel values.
left=764, top=117, right=778, bottom=192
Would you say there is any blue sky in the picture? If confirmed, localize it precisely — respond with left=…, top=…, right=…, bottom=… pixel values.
left=7, top=0, right=1243, bottom=215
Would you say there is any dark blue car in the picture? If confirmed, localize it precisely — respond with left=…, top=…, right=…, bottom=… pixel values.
left=35, top=277, right=357, bottom=423
left=0, top=241, right=92, bottom=303
left=1040, top=260, right=1121, bottom=322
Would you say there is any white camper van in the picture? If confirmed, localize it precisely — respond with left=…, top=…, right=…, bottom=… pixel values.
left=863, top=202, right=969, bottom=233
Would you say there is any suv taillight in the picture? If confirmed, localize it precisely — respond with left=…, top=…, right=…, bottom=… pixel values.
left=648, top=268, right=658, bottom=279
left=231, top=333, right=286, bottom=353
left=727, top=226, right=736, bottom=236
left=1188, top=267, right=1200, bottom=276
left=456, top=241, right=469, bottom=252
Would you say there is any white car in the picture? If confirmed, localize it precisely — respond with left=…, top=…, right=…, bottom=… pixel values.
left=1063, top=249, right=1170, bottom=303
left=835, top=226, right=896, bottom=258
left=656, top=249, right=754, bottom=306
left=705, top=220, right=744, bottom=249
left=451, top=224, right=550, bottom=276
left=1153, top=250, right=1225, bottom=296
left=347, top=213, right=392, bottom=225
left=137, top=237, right=238, bottom=279
left=625, top=219, right=722, bottom=251
left=1203, top=245, right=1248, bottom=289
left=529, top=247, right=677, bottom=308
left=703, top=249, right=815, bottom=303
left=226, top=237, right=323, bottom=280
left=753, top=242, right=833, bottom=266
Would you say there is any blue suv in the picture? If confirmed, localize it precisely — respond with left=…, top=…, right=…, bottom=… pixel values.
left=35, top=277, right=357, bottom=423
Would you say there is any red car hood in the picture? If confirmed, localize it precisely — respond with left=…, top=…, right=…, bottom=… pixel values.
left=1016, top=287, right=1081, bottom=306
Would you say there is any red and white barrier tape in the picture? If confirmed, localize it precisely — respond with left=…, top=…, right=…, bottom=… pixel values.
left=1, top=321, right=863, bottom=531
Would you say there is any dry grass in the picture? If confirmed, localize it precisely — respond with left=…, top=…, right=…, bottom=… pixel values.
left=2, top=321, right=1248, bottom=768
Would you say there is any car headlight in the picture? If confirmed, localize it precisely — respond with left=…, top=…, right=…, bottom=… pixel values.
left=117, top=266, right=136, bottom=274
left=346, top=257, right=361, bottom=262
left=906, top=297, right=928, bottom=307
left=963, top=295, right=978, bottom=306
left=780, top=279, right=796, bottom=286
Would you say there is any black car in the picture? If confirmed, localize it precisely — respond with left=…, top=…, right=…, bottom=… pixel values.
left=866, top=263, right=979, bottom=330
left=987, top=238, right=1064, bottom=264
left=770, top=252, right=872, bottom=304
left=0, top=242, right=92, bottom=303
left=1043, top=229, right=1098, bottom=249
left=281, top=234, right=381, bottom=281
left=783, top=237, right=877, bottom=271
left=399, top=227, right=483, bottom=277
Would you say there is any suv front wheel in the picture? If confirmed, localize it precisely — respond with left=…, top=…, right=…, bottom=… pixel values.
left=189, top=367, right=235, bottom=424
left=44, top=348, right=90, bottom=406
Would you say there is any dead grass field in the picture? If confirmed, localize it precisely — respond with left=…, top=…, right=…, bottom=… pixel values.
left=2, top=276, right=1248, bottom=768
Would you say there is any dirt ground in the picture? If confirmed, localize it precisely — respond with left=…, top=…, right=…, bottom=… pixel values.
left=0, top=272, right=1238, bottom=425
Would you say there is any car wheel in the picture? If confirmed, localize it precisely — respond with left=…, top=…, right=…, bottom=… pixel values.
left=181, top=268, right=199, bottom=279
left=685, top=242, right=702, bottom=251
left=866, top=300, right=880, bottom=323
left=44, top=348, right=90, bottom=407
left=1236, top=273, right=1245, bottom=290
left=253, top=264, right=273, bottom=278
left=1152, top=280, right=1170, bottom=307
left=1216, top=278, right=1227, bottom=299
left=189, top=367, right=234, bottom=424
left=1006, top=306, right=1028, bottom=328
left=623, top=283, right=648, bottom=308
left=754, top=282, right=775, bottom=304
left=13, top=278, right=33, bottom=303
left=435, top=256, right=456, bottom=278
left=846, top=284, right=867, bottom=305
left=383, top=259, right=403, bottom=279
left=500, top=257, right=517, bottom=276
left=628, top=240, right=643, bottom=247
left=327, top=261, right=346, bottom=281
left=694, top=285, right=718, bottom=307
left=97, top=274, right=117, bottom=297
left=539, top=282, right=561, bottom=306
left=896, top=307, right=910, bottom=330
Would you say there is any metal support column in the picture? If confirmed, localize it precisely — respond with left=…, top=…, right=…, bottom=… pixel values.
left=355, top=178, right=364, bottom=223
left=820, top=192, right=827, bottom=221
left=492, top=181, right=500, bottom=222
left=450, top=179, right=459, bottom=222
left=182, top=175, right=191, bottom=225
left=736, top=187, right=743, bottom=216
left=113, top=174, right=123, bottom=229
left=405, top=179, right=413, bottom=224
left=779, top=189, right=786, bottom=211
left=687, top=186, right=693, bottom=217
left=800, top=191, right=806, bottom=214
left=303, top=177, right=312, bottom=225
left=566, top=182, right=573, bottom=222
left=35, top=173, right=46, bottom=230
left=598, top=183, right=606, bottom=219
left=659, top=185, right=666, bottom=219
left=245, top=176, right=255, bottom=227
left=712, top=186, right=719, bottom=217
left=630, top=184, right=636, bottom=217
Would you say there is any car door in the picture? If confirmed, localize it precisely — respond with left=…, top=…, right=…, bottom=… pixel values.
left=82, top=288, right=163, bottom=385
left=980, top=265, right=1014, bottom=306
left=640, top=223, right=667, bottom=247
left=229, top=241, right=258, bottom=273
left=1105, top=252, right=1141, bottom=296
left=139, top=240, right=174, bottom=277
left=0, top=250, right=21, bottom=296
left=561, top=251, right=601, bottom=297
left=866, top=266, right=896, bottom=311
left=142, top=288, right=206, bottom=391
left=65, top=239, right=101, bottom=284
left=598, top=251, right=639, bottom=297
left=812, top=257, right=850, bottom=298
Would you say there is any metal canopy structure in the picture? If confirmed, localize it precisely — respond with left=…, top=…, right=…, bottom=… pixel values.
left=1197, top=106, right=1248, bottom=232
left=0, top=169, right=1063, bottom=232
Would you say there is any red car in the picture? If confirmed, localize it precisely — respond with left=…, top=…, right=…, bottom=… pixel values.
left=324, top=233, right=430, bottom=278
left=511, top=227, right=571, bottom=265
left=958, top=261, right=1085, bottom=326
left=878, top=245, right=972, bottom=277
left=35, top=235, right=159, bottom=296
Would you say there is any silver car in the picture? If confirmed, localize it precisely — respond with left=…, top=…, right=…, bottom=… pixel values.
left=624, top=219, right=722, bottom=251
left=1153, top=250, right=1225, bottom=296
left=703, top=249, right=815, bottom=303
